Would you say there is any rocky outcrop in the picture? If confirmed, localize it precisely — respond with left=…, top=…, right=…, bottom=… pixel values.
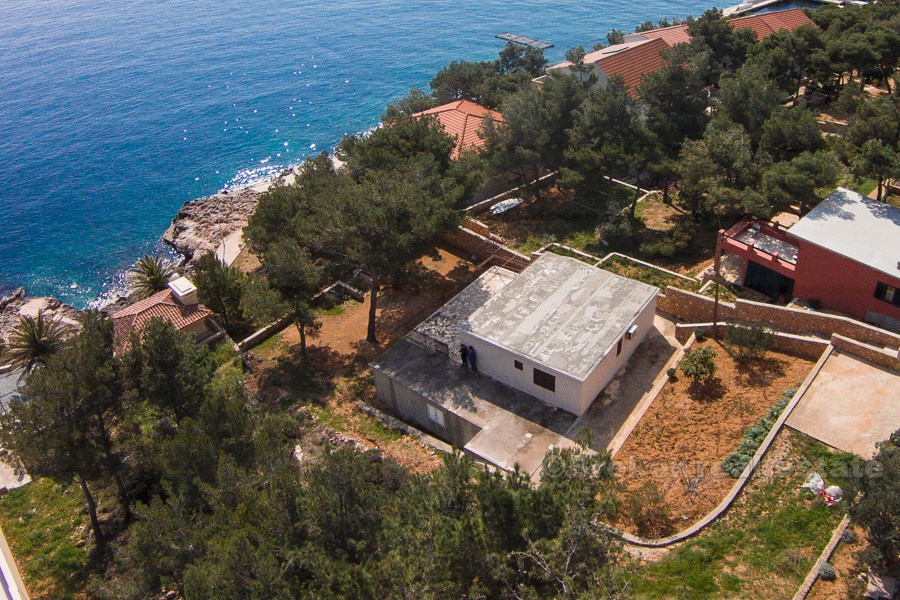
left=163, top=188, right=262, bottom=266
left=0, top=289, right=81, bottom=343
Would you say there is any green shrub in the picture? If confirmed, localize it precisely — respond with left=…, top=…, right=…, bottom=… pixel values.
left=597, top=214, right=636, bottom=246
left=721, top=388, right=797, bottom=478
left=726, top=321, right=774, bottom=363
left=639, top=221, right=697, bottom=258
left=681, top=347, right=716, bottom=382
left=666, top=367, right=677, bottom=380
left=819, top=562, right=836, bottom=581
left=695, top=327, right=706, bottom=341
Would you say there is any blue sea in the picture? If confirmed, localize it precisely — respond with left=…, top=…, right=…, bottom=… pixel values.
left=2, top=0, right=788, bottom=307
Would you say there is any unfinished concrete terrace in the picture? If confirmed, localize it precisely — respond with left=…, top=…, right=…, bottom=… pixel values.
left=371, top=339, right=579, bottom=477
left=462, top=253, right=658, bottom=380
left=411, top=265, right=517, bottom=357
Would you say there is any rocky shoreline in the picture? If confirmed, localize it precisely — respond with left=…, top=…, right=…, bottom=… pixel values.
left=2, top=167, right=302, bottom=339
left=0, top=288, right=82, bottom=344
left=162, top=187, right=262, bottom=268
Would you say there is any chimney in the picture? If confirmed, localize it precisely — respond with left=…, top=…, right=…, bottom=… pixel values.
left=168, top=276, right=199, bottom=305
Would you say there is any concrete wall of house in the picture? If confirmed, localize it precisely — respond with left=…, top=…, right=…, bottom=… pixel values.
left=372, top=369, right=481, bottom=447
left=458, top=330, right=585, bottom=414
left=459, top=297, right=657, bottom=415
left=792, top=241, right=900, bottom=324
left=578, top=299, right=657, bottom=409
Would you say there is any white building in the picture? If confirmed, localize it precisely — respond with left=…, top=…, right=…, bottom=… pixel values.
left=459, top=253, right=658, bottom=415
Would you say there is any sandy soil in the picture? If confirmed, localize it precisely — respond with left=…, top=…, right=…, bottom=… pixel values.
left=612, top=340, right=815, bottom=536
left=249, top=248, right=477, bottom=474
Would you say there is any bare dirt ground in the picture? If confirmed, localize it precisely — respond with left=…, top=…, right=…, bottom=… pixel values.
left=248, top=248, right=478, bottom=474
left=611, top=339, right=815, bottom=536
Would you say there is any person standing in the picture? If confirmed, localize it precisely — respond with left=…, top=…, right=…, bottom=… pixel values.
left=459, top=344, right=469, bottom=369
left=468, top=345, right=477, bottom=372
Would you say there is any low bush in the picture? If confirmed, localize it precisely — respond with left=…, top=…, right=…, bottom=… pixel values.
left=597, top=214, right=636, bottom=247
left=680, top=347, right=716, bottom=383
left=721, top=388, right=796, bottom=477
left=666, top=367, right=677, bottom=380
left=726, top=320, right=774, bottom=363
left=819, top=562, right=836, bottom=581
left=628, top=481, right=674, bottom=538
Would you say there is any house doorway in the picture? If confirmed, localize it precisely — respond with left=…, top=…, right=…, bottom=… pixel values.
left=744, top=260, right=795, bottom=301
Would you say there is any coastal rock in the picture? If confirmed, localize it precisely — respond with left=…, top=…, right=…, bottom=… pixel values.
left=0, top=291, right=81, bottom=344
left=163, top=188, right=262, bottom=267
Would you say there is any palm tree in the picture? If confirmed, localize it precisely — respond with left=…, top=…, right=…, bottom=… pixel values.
left=127, top=254, right=176, bottom=299
left=5, top=310, right=67, bottom=374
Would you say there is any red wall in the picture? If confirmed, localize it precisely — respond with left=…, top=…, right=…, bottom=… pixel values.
left=792, top=241, right=900, bottom=322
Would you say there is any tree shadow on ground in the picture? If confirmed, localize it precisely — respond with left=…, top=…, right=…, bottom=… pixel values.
left=256, top=346, right=352, bottom=410
left=687, top=376, right=727, bottom=401
left=737, top=356, right=787, bottom=388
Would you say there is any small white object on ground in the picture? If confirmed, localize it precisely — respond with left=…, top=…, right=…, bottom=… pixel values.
left=490, top=197, right=523, bottom=215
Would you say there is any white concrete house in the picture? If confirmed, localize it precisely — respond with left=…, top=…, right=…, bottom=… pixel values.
left=459, top=253, right=658, bottom=415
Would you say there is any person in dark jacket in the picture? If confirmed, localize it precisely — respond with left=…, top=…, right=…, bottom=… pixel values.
left=467, top=345, right=477, bottom=372
left=459, top=344, right=469, bottom=368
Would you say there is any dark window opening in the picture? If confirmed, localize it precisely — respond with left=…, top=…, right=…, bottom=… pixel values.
left=874, top=282, right=900, bottom=307
left=533, top=368, right=556, bottom=392
left=514, top=360, right=523, bottom=371
left=616, top=337, right=623, bottom=356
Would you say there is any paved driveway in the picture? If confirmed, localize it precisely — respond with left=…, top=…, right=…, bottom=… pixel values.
left=786, top=351, right=900, bottom=459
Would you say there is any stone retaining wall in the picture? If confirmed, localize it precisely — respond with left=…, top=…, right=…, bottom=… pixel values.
left=831, top=334, right=900, bottom=371
left=441, top=227, right=531, bottom=273
left=673, top=323, right=829, bottom=359
left=659, top=287, right=900, bottom=350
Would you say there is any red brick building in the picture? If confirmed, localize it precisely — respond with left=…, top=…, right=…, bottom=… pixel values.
left=721, top=188, right=900, bottom=331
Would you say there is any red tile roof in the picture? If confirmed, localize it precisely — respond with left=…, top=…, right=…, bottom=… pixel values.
left=111, top=289, right=214, bottom=355
left=594, top=38, right=671, bottom=98
left=626, top=24, right=691, bottom=46
left=729, top=8, right=815, bottom=40
left=412, top=100, right=504, bottom=159
left=624, top=9, right=815, bottom=47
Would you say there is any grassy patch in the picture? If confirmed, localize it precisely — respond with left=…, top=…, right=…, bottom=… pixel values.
left=632, top=431, right=859, bottom=599
left=545, top=245, right=600, bottom=265
left=600, top=255, right=701, bottom=292
left=0, top=479, right=91, bottom=599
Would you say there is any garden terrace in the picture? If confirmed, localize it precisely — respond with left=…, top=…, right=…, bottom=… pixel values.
left=631, top=428, right=860, bottom=599
left=599, top=254, right=702, bottom=293
left=610, top=339, right=816, bottom=535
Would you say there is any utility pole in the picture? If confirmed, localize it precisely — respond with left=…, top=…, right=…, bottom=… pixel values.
left=712, top=229, right=723, bottom=341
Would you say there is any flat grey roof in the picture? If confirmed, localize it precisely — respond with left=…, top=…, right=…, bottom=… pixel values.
left=462, top=253, right=658, bottom=380
left=788, top=187, right=900, bottom=279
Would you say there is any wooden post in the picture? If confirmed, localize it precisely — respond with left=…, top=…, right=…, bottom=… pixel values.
left=712, top=229, right=723, bottom=341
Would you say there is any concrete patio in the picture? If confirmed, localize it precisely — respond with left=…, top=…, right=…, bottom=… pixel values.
left=786, top=351, right=900, bottom=459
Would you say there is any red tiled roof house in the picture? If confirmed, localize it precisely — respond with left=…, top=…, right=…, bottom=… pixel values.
left=111, top=277, right=224, bottom=355
left=412, top=100, right=504, bottom=159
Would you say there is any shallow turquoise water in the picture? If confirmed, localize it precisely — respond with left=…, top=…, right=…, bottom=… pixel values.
left=1, top=0, right=743, bottom=306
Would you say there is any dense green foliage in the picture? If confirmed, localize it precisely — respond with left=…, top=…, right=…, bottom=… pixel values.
left=721, top=387, right=796, bottom=477
left=851, top=428, right=900, bottom=571
left=126, top=254, right=176, bottom=300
